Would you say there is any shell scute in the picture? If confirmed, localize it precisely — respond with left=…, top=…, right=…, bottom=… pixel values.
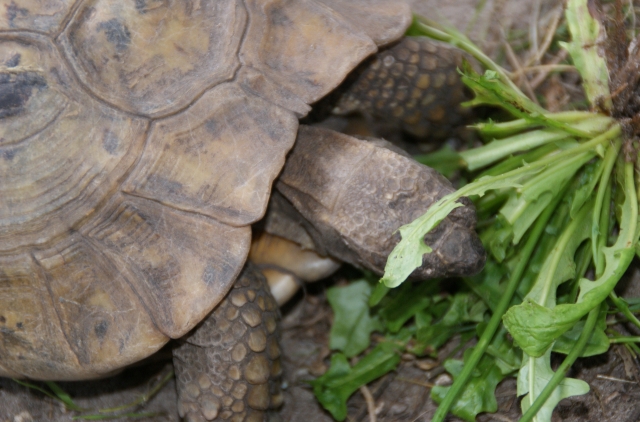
left=122, top=83, right=298, bottom=227
left=31, top=236, right=167, bottom=379
left=84, top=195, right=251, bottom=339
left=0, top=253, right=77, bottom=379
left=59, top=0, right=246, bottom=117
left=240, top=0, right=378, bottom=105
left=314, top=0, right=411, bottom=46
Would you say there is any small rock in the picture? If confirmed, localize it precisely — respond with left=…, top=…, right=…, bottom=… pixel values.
left=389, top=403, right=408, bottom=415
left=13, top=411, right=33, bottom=422
left=434, top=373, right=452, bottom=386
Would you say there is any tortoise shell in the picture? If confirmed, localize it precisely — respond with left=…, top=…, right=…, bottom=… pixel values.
left=0, top=0, right=410, bottom=380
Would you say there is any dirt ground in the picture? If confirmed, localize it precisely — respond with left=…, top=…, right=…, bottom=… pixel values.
left=3, top=1, right=640, bottom=421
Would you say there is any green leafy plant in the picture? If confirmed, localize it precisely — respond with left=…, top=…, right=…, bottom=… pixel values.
left=313, top=279, right=486, bottom=419
left=314, top=1, right=640, bottom=421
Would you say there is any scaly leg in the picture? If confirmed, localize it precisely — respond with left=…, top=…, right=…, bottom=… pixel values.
left=173, top=265, right=282, bottom=422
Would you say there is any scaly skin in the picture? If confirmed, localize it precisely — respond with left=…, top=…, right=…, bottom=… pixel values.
left=173, top=266, right=282, bottom=422
left=334, top=36, right=473, bottom=139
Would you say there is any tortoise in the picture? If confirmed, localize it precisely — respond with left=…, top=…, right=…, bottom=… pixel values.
left=0, top=1, right=485, bottom=421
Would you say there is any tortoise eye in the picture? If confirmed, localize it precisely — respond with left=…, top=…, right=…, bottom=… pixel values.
left=0, top=71, right=47, bottom=119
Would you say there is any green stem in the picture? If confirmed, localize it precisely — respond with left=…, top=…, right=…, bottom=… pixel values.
left=54, top=370, right=176, bottom=420
left=563, top=0, right=612, bottom=110
left=609, top=336, right=640, bottom=344
left=518, top=306, right=601, bottom=422
left=592, top=139, right=621, bottom=271
left=627, top=342, right=640, bottom=356
left=93, top=370, right=174, bottom=414
left=411, top=16, right=522, bottom=97
left=462, top=129, right=570, bottom=171
left=609, top=292, right=640, bottom=331
left=568, top=242, right=593, bottom=304
left=478, top=143, right=560, bottom=179
left=11, top=380, right=85, bottom=412
left=462, top=116, right=613, bottom=171
left=474, top=111, right=597, bottom=138
left=431, top=184, right=559, bottom=422
left=607, top=328, right=640, bottom=355
left=537, top=199, right=593, bottom=306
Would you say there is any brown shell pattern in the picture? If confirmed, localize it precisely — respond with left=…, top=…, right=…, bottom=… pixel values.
left=0, top=0, right=410, bottom=379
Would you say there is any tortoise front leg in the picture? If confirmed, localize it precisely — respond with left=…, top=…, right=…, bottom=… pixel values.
left=173, top=265, right=282, bottom=422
